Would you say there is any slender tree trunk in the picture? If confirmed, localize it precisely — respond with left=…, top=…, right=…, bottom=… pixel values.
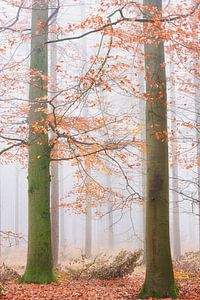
left=138, top=50, right=146, bottom=254
left=85, top=204, right=92, bottom=258
left=15, top=164, right=19, bottom=246
left=195, top=69, right=200, bottom=250
left=50, top=3, right=59, bottom=267
left=107, top=203, right=114, bottom=250
left=72, top=216, right=77, bottom=246
left=140, top=128, right=146, bottom=253
left=0, top=168, right=1, bottom=257
left=139, top=0, right=177, bottom=298
left=59, top=164, right=65, bottom=250
left=107, top=174, right=114, bottom=250
left=79, top=0, right=93, bottom=259
left=198, top=164, right=200, bottom=250
left=22, top=0, right=56, bottom=283
left=172, top=144, right=181, bottom=259
left=170, top=62, right=181, bottom=259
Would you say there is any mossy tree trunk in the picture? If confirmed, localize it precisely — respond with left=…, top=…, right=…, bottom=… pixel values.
left=22, top=0, right=56, bottom=284
left=51, top=161, right=59, bottom=267
left=138, top=0, right=177, bottom=298
left=51, top=159, right=59, bottom=267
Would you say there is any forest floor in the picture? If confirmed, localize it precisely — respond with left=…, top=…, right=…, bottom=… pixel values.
left=1, top=266, right=200, bottom=299
left=0, top=251, right=200, bottom=299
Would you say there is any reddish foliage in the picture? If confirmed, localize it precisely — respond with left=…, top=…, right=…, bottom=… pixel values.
left=1, top=274, right=200, bottom=299
left=1, top=277, right=141, bottom=300
left=178, top=279, right=200, bottom=300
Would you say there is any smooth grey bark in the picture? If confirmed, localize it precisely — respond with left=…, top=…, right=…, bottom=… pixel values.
left=138, top=0, right=177, bottom=298
left=0, top=168, right=1, bottom=257
left=15, top=164, right=19, bottom=246
left=79, top=0, right=92, bottom=258
left=107, top=174, right=114, bottom=249
left=59, top=164, right=65, bottom=250
left=170, top=62, right=181, bottom=259
left=85, top=205, right=92, bottom=258
left=72, top=216, right=77, bottom=246
left=195, top=68, right=200, bottom=249
left=107, top=203, right=114, bottom=250
left=171, top=126, right=181, bottom=259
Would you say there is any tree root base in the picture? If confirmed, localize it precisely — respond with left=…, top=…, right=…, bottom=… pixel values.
left=21, top=271, right=57, bottom=284
left=137, top=283, right=178, bottom=299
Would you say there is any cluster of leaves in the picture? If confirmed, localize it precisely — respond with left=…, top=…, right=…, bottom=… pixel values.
left=1, top=265, right=200, bottom=299
left=56, top=250, right=142, bottom=281
left=0, top=276, right=142, bottom=300
left=174, top=251, right=200, bottom=277
left=0, top=263, right=20, bottom=293
left=0, top=252, right=200, bottom=299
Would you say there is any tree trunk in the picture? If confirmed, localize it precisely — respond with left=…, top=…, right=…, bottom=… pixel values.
left=107, top=174, right=114, bottom=250
left=79, top=0, right=92, bottom=259
left=107, top=203, right=114, bottom=250
left=172, top=145, right=181, bottom=259
left=51, top=160, right=59, bottom=266
left=85, top=205, right=92, bottom=258
left=59, top=164, right=65, bottom=250
left=22, top=0, right=56, bottom=283
left=195, top=66, right=200, bottom=250
left=50, top=3, right=59, bottom=267
left=170, top=62, right=181, bottom=259
left=15, top=164, right=19, bottom=246
left=138, top=0, right=177, bottom=298
left=0, top=167, right=1, bottom=257
left=138, top=50, right=146, bottom=254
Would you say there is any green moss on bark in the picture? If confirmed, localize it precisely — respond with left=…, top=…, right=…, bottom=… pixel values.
left=21, top=271, right=57, bottom=284
left=22, top=0, right=56, bottom=284
left=138, top=0, right=177, bottom=298
left=138, top=283, right=178, bottom=299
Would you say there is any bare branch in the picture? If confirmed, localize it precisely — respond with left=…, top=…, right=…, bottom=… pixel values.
left=47, top=1, right=200, bottom=44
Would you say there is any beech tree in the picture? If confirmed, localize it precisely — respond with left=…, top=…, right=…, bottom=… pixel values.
left=195, top=65, right=200, bottom=249
left=85, top=202, right=92, bottom=258
left=22, top=0, right=56, bottom=283
left=0, top=169, right=1, bottom=257
left=50, top=1, right=59, bottom=267
left=138, top=0, right=177, bottom=298
left=106, top=172, right=114, bottom=249
left=59, top=165, right=65, bottom=250
left=15, top=165, right=20, bottom=246
left=0, top=0, right=199, bottom=293
left=170, top=62, right=181, bottom=259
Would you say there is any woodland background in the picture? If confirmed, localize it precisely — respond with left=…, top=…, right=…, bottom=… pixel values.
left=0, top=0, right=199, bottom=299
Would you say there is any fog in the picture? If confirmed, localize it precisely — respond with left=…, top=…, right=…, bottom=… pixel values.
left=0, top=0, right=199, bottom=272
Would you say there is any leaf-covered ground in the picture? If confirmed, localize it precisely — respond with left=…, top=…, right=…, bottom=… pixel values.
left=1, top=251, right=200, bottom=299
left=1, top=276, right=141, bottom=300
left=1, top=273, right=200, bottom=299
